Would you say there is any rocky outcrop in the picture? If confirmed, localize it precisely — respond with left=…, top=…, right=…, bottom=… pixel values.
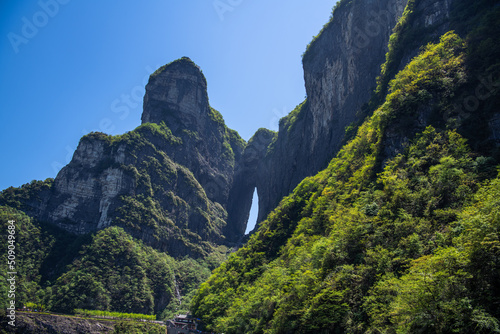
left=395, top=0, right=453, bottom=71
left=226, top=128, right=276, bottom=236
left=142, top=58, right=209, bottom=132
left=43, top=137, right=133, bottom=234
left=141, top=58, right=244, bottom=207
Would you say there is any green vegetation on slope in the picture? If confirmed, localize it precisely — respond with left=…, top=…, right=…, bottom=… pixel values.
left=74, top=309, right=156, bottom=321
left=0, top=207, right=54, bottom=311
left=49, top=226, right=174, bottom=314
left=192, top=29, right=500, bottom=333
left=82, top=123, right=224, bottom=257
left=0, top=207, right=226, bottom=320
left=280, top=100, right=307, bottom=134
left=0, top=178, right=53, bottom=214
left=85, top=117, right=243, bottom=257
left=112, top=321, right=165, bottom=334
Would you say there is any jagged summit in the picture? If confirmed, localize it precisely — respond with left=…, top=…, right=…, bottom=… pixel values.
left=141, top=57, right=210, bottom=134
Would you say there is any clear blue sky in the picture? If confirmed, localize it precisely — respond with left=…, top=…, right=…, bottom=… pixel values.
left=0, top=1, right=336, bottom=232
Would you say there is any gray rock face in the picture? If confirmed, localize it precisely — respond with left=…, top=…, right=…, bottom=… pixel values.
left=226, top=128, right=276, bottom=236
left=141, top=58, right=243, bottom=208
left=43, top=136, right=135, bottom=235
left=303, top=0, right=407, bottom=149
left=142, top=58, right=209, bottom=133
left=9, top=313, right=115, bottom=334
left=391, top=0, right=453, bottom=75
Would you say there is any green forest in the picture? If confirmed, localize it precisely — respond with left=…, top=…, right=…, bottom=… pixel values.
left=0, top=205, right=226, bottom=320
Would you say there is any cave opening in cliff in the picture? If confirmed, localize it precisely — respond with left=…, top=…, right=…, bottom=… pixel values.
left=245, top=188, right=259, bottom=235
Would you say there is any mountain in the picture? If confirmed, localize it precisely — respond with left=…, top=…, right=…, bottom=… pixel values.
left=191, top=0, right=500, bottom=332
left=0, top=58, right=249, bottom=320
left=2, top=57, right=248, bottom=256
left=1, top=0, right=500, bottom=332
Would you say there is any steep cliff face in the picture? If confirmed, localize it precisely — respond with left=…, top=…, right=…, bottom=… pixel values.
left=43, top=136, right=134, bottom=234
left=142, top=58, right=209, bottom=129
left=303, top=0, right=407, bottom=147
left=141, top=57, right=244, bottom=208
left=252, top=0, right=408, bottom=224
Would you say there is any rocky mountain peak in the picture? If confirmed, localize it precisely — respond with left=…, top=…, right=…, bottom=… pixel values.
left=141, top=57, right=210, bottom=133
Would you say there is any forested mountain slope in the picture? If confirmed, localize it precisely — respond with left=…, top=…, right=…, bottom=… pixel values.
left=191, top=0, right=500, bottom=332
